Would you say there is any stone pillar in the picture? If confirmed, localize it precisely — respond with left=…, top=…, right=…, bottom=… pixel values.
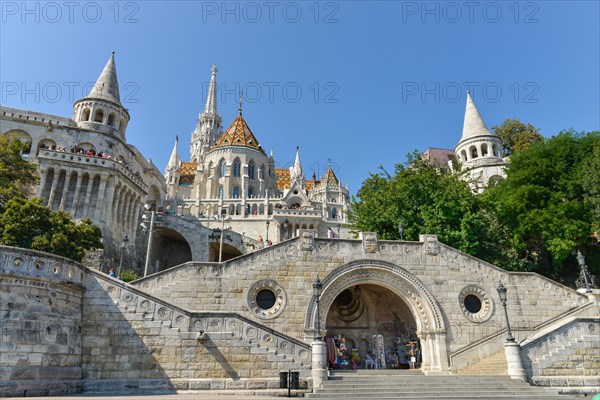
left=504, top=341, right=527, bottom=382
left=36, top=167, right=48, bottom=198
left=311, top=340, right=327, bottom=389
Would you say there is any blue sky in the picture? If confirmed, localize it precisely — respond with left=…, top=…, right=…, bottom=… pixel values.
left=1, top=1, right=599, bottom=194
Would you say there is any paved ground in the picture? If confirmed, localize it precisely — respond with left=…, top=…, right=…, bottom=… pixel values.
left=4, top=393, right=299, bottom=400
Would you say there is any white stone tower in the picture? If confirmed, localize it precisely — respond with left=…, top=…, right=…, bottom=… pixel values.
left=190, top=64, right=222, bottom=163
left=73, top=52, right=130, bottom=137
left=165, top=136, right=181, bottom=200
left=455, top=92, right=507, bottom=192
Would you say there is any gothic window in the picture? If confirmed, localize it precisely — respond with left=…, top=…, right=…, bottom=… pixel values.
left=218, top=186, right=224, bottom=199
left=94, top=108, right=104, bottom=123
left=248, top=160, right=255, bottom=179
left=260, top=164, right=265, bottom=180
left=233, top=158, right=241, bottom=177
left=248, top=187, right=254, bottom=198
left=219, top=159, right=226, bottom=177
left=331, top=207, right=338, bottom=219
left=233, top=186, right=240, bottom=198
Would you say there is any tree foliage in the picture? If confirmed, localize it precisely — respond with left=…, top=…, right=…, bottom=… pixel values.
left=0, top=133, right=103, bottom=262
left=0, top=197, right=103, bottom=262
left=484, top=130, right=600, bottom=281
left=351, top=131, right=599, bottom=286
left=492, top=118, right=543, bottom=156
left=0, top=133, right=37, bottom=211
left=350, top=152, right=513, bottom=266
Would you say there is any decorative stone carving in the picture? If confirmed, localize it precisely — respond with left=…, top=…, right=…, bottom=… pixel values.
left=457, top=285, right=494, bottom=323
left=425, top=235, right=440, bottom=256
left=362, top=232, right=378, bottom=253
left=300, top=231, right=315, bottom=252
left=247, top=279, right=287, bottom=320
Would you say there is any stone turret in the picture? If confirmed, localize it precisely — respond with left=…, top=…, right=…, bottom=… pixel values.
left=73, top=52, right=130, bottom=137
left=190, top=64, right=222, bottom=163
left=455, top=92, right=507, bottom=192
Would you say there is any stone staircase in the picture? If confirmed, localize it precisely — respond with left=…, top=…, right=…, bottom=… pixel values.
left=307, top=370, right=584, bottom=399
left=459, top=349, right=508, bottom=375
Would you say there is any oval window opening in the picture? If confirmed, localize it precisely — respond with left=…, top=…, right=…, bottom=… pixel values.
left=464, top=294, right=482, bottom=313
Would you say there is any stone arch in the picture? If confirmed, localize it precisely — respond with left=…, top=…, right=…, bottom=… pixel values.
left=94, top=108, right=104, bottom=123
left=37, top=138, right=57, bottom=152
left=81, top=107, right=91, bottom=121
left=304, top=260, right=449, bottom=372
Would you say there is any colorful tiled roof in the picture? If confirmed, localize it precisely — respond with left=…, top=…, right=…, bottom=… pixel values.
left=275, top=168, right=291, bottom=190
left=317, top=168, right=339, bottom=188
left=305, top=179, right=315, bottom=191
left=179, top=161, right=198, bottom=185
left=212, top=114, right=264, bottom=152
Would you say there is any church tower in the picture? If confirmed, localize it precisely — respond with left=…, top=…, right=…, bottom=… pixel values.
left=73, top=52, right=130, bottom=137
left=190, top=64, right=222, bottom=163
left=455, top=92, right=507, bottom=192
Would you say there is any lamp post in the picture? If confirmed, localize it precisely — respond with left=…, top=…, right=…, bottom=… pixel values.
left=398, top=221, right=404, bottom=240
left=575, top=250, right=595, bottom=293
left=141, top=205, right=156, bottom=277
left=218, top=214, right=231, bottom=263
left=117, top=235, right=129, bottom=279
left=266, top=220, right=270, bottom=243
left=312, top=277, right=323, bottom=340
left=496, top=281, right=515, bottom=342
left=205, top=205, right=212, bottom=261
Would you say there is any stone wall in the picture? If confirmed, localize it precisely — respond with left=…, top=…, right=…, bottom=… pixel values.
left=1, top=245, right=311, bottom=397
left=522, top=317, right=600, bottom=394
left=0, top=247, right=85, bottom=397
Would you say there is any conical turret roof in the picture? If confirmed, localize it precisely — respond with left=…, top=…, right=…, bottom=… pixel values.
left=459, top=92, right=496, bottom=143
left=86, top=52, right=122, bottom=105
left=212, top=114, right=263, bottom=152
left=318, top=168, right=340, bottom=188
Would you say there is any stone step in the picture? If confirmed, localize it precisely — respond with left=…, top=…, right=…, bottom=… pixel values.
left=307, top=375, right=582, bottom=400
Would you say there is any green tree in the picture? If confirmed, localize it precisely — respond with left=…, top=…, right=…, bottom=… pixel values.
left=0, top=133, right=37, bottom=211
left=492, top=118, right=543, bottom=156
left=350, top=152, right=514, bottom=267
left=581, top=140, right=600, bottom=232
left=0, top=197, right=103, bottom=262
left=486, top=130, right=600, bottom=282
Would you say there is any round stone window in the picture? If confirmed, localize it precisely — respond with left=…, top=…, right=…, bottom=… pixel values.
left=247, top=279, right=287, bottom=320
left=458, top=285, right=493, bottom=323
left=464, top=294, right=482, bottom=313
left=256, top=289, right=276, bottom=309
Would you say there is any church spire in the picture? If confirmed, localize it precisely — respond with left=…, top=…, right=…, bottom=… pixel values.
left=459, top=91, right=495, bottom=143
left=166, top=136, right=180, bottom=171
left=289, top=146, right=304, bottom=184
left=204, top=64, right=218, bottom=116
left=87, top=51, right=122, bottom=105
left=190, top=65, right=223, bottom=162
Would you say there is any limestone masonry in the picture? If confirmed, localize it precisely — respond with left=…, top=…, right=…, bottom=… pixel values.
left=1, top=54, right=598, bottom=397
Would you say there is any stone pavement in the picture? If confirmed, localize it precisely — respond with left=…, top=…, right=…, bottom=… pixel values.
left=3, top=394, right=289, bottom=400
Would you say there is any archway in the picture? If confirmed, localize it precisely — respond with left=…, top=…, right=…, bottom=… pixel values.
left=155, top=228, right=192, bottom=271
left=325, top=284, right=421, bottom=370
left=305, top=260, right=449, bottom=373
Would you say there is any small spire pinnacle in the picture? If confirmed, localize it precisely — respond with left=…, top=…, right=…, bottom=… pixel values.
left=238, top=91, right=243, bottom=115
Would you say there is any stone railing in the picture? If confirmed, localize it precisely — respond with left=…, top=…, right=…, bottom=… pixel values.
left=1, top=105, right=76, bottom=127
left=273, top=209, right=322, bottom=218
left=37, top=150, right=148, bottom=191
left=0, top=245, right=85, bottom=287
left=449, top=301, right=595, bottom=373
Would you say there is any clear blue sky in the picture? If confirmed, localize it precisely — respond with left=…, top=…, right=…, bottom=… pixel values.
left=1, top=1, right=599, bottom=194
